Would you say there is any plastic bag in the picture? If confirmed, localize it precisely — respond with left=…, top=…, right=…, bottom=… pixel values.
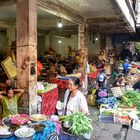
left=87, top=89, right=96, bottom=106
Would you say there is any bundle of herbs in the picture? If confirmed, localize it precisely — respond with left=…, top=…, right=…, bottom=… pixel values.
left=59, top=112, right=92, bottom=135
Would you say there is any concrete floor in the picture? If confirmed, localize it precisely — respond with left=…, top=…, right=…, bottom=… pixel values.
left=85, top=105, right=140, bottom=140
left=58, top=78, right=140, bottom=140
left=88, top=106, right=127, bottom=140
left=86, top=77, right=140, bottom=140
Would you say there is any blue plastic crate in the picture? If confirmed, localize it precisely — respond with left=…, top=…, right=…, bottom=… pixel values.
left=99, top=115, right=114, bottom=123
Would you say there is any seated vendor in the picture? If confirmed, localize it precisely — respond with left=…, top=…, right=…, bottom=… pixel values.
left=59, top=64, right=67, bottom=75
left=98, top=51, right=105, bottom=62
left=37, top=60, right=43, bottom=76
left=133, top=80, right=140, bottom=91
left=50, top=59, right=58, bottom=72
left=113, top=74, right=125, bottom=87
left=111, top=68, right=119, bottom=80
left=0, top=86, right=24, bottom=118
left=99, top=59, right=105, bottom=70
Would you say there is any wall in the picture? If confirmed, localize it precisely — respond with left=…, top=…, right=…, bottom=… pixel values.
left=0, top=30, right=7, bottom=50
left=106, top=37, right=113, bottom=50
left=50, top=34, right=78, bottom=58
left=88, top=35, right=101, bottom=59
left=37, top=35, right=45, bottom=55
left=45, top=34, right=50, bottom=50
left=38, top=34, right=113, bottom=59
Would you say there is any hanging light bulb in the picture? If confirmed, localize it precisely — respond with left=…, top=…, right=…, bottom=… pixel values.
left=95, top=37, right=98, bottom=41
left=58, top=40, right=62, bottom=44
left=57, top=22, right=63, bottom=28
left=57, top=17, right=63, bottom=28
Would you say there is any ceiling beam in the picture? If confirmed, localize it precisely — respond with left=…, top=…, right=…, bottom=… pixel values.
left=39, top=29, right=78, bottom=35
left=38, top=0, right=84, bottom=24
left=38, top=19, right=76, bottom=29
left=38, top=24, right=77, bottom=31
left=0, top=0, right=16, bottom=6
left=50, top=30, right=78, bottom=35
left=39, top=28, right=78, bottom=33
left=90, top=22, right=127, bottom=27
left=96, top=26, right=128, bottom=31
left=0, top=19, right=10, bottom=28
left=99, top=29, right=129, bottom=33
left=86, top=16, right=122, bottom=24
left=99, top=30, right=129, bottom=34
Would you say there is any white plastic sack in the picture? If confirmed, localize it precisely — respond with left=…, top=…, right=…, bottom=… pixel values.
left=37, top=82, right=45, bottom=90
left=37, top=95, right=42, bottom=114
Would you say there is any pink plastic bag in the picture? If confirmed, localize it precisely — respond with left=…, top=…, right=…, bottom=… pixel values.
left=10, top=114, right=29, bottom=125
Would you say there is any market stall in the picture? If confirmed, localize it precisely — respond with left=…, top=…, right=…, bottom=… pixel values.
left=0, top=114, right=57, bottom=140
left=97, top=89, right=140, bottom=132
left=50, top=73, right=82, bottom=89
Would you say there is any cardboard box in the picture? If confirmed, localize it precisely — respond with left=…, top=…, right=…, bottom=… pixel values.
left=132, top=120, right=140, bottom=131
left=114, top=115, right=132, bottom=126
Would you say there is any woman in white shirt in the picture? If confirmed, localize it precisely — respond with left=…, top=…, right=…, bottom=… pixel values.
left=63, top=77, right=89, bottom=116
left=59, top=77, right=89, bottom=140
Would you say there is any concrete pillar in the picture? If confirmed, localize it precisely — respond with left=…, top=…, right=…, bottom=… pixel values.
left=78, top=24, right=88, bottom=93
left=16, top=0, right=37, bottom=114
left=78, top=24, right=88, bottom=49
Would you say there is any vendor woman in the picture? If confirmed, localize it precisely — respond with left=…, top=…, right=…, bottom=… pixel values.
left=0, top=86, right=24, bottom=118
left=63, top=77, right=89, bottom=116
left=59, top=77, right=89, bottom=140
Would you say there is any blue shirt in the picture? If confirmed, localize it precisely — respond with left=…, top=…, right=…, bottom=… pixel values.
left=123, top=62, right=129, bottom=71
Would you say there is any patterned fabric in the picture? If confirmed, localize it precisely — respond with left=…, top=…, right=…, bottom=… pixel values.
left=96, top=96, right=117, bottom=108
left=1, top=121, right=56, bottom=140
left=96, top=88, right=108, bottom=100
left=33, top=121, right=56, bottom=140
left=50, top=77, right=83, bottom=89
left=88, top=70, right=98, bottom=79
left=50, top=78, right=69, bottom=89
left=40, top=87, right=58, bottom=116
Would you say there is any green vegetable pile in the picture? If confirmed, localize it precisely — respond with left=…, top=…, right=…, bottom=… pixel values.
left=101, top=110, right=114, bottom=116
left=59, top=112, right=92, bottom=135
left=119, top=90, right=140, bottom=110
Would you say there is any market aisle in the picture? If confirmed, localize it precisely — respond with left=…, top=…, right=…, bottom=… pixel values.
left=57, top=76, right=140, bottom=140
left=88, top=107, right=123, bottom=140
left=86, top=77, right=129, bottom=140
left=86, top=75, right=140, bottom=140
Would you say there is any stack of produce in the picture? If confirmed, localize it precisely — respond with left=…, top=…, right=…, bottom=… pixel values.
left=59, top=112, right=92, bottom=135
left=126, top=75, right=138, bottom=85
left=37, top=82, right=57, bottom=94
left=118, top=90, right=140, bottom=111
left=111, top=87, right=124, bottom=97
